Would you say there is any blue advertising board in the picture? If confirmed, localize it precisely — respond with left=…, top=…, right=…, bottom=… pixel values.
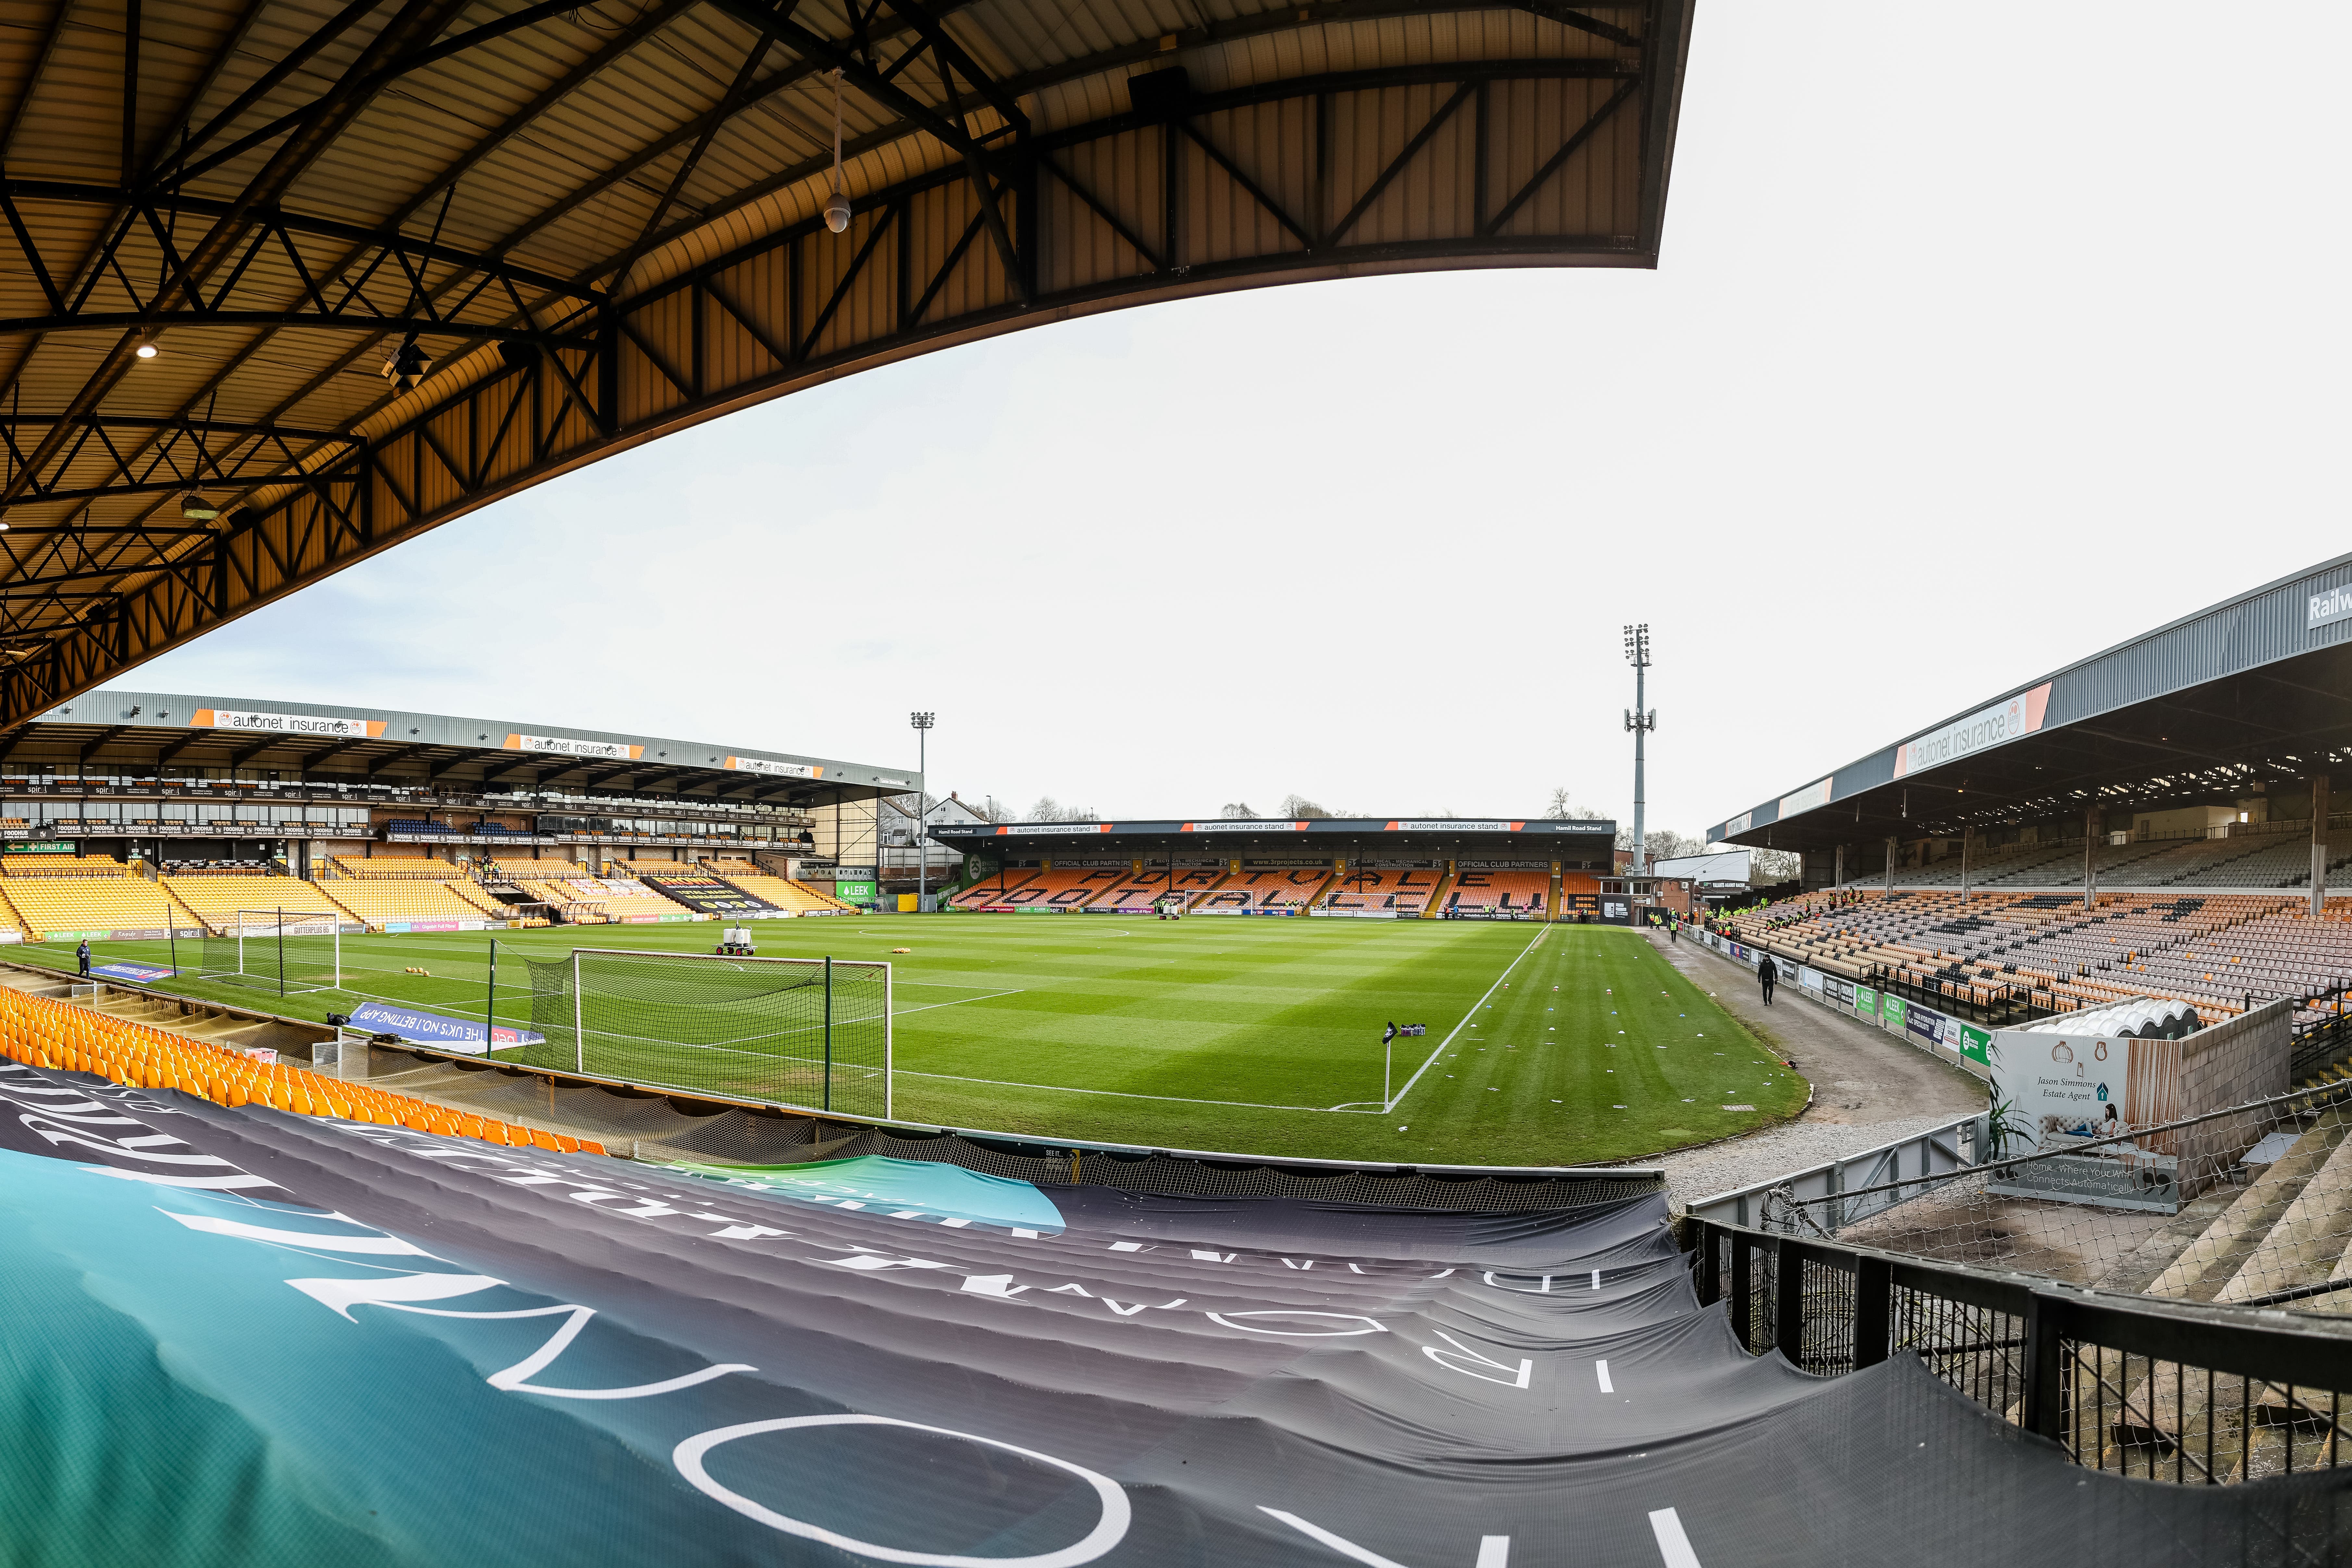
left=346, top=1000, right=544, bottom=1052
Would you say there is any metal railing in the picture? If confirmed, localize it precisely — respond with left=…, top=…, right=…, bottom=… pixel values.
left=1693, top=1220, right=2352, bottom=1485
left=1686, top=1114, right=1982, bottom=1230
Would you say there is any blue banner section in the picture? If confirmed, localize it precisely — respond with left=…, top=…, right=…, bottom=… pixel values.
left=667, top=1154, right=1069, bottom=1235
left=347, top=999, right=543, bottom=1050
left=91, top=961, right=178, bottom=983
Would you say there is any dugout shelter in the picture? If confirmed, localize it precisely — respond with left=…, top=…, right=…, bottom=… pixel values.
left=932, top=815, right=1628, bottom=919
left=1707, top=553, right=2352, bottom=905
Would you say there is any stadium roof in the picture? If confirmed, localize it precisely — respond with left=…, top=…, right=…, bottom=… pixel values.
left=0, top=0, right=1691, bottom=730
left=934, top=815, right=1616, bottom=857
left=1, top=685, right=908, bottom=805
left=1707, top=553, right=2352, bottom=853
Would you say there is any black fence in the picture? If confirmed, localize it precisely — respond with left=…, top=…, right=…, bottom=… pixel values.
left=1693, top=1220, right=2352, bottom=1486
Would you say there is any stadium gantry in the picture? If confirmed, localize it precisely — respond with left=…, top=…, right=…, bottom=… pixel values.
left=0, top=0, right=1692, bottom=729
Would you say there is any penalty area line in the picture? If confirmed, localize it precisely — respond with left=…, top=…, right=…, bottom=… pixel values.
left=1382, top=925, right=1551, bottom=1115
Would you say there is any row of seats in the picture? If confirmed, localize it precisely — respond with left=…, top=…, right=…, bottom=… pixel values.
left=2, top=854, right=131, bottom=877
left=515, top=876, right=684, bottom=922
left=324, top=879, right=504, bottom=926
left=329, top=856, right=470, bottom=881
left=1444, top=871, right=1551, bottom=913
left=1896, top=826, right=2352, bottom=890
left=485, top=858, right=591, bottom=879
left=164, top=875, right=345, bottom=930
left=1325, top=868, right=1445, bottom=915
left=716, top=870, right=854, bottom=913
left=1720, top=889, right=2352, bottom=1023
left=950, top=866, right=1556, bottom=915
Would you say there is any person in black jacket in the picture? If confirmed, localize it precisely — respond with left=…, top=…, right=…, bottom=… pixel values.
left=1757, top=954, right=1778, bottom=1005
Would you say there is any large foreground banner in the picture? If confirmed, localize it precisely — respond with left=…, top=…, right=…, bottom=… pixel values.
left=0, top=1059, right=2321, bottom=1565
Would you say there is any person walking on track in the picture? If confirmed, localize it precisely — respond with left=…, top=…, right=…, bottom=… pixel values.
left=1757, top=954, right=1778, bottom=1005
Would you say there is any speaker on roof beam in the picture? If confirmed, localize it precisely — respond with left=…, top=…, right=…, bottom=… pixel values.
left=1128, top=66, right=1191, bottom=118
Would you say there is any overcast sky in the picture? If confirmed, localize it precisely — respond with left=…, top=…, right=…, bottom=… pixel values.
left=124, top=3, right=2352, bottom=839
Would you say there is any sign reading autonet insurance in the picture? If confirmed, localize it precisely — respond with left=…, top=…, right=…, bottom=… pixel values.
left=1892, top=682, right=2052, bottom=779
left=192, top=708, right=386, bottom=739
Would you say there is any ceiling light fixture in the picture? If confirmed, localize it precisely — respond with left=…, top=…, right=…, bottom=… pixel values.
left=824, top=69, right=852, bottom=233
left=180, top=491, right=219, bottom=520
left=134, top=340, right=158, bottom=360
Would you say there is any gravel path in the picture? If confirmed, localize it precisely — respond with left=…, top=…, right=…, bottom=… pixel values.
left=1651, top=1110, right=1971, bottom=1203
left=1634, top=933, right=1990, bottom=1201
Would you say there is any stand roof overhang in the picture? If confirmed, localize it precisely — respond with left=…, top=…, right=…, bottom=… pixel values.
left=1707, top=554, right=2352, bottom=855
left=0, top=0, right=1690, bottom=729
left=0, top=686, right=906, bottom=806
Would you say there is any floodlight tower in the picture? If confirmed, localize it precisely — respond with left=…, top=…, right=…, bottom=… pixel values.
left=1623, top=625, right=1656, bottom=876
left=910, top=712, right=935, bottom=910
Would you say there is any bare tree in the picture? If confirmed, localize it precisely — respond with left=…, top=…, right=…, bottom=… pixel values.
left=1028, top=797, right=1097, bottom=823
left=1277, top=793, right=1335, bottom=819
left=979, top=795, right=1018, bottom=823
left=1545, top=787, right=1607, bottom=821
left=1747, top=846, right=1801, bottom=884
left=1220, top=802, right=1261, bottom=819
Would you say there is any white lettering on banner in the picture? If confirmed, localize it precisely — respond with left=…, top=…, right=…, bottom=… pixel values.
left=1179, top=820, right=1307, bottom=832
left=507, top=732, right=642, bottom=760
left=1204, top=1310, right=1388, bottom=1336
left=2312, top=583, right=2352, bottom=632
left=1892, top=682, right=2053, bottom=779
left=1386, top=820, right=1523, bottom=833
left=674, top=1415, right=1133, bottom=1568
left=1724, top=812, right=1753, bottom=837
left=192, top=707, right=385, bottom=738
left=1422, top=1330, right=1533, bottom=1389
left=993, top=823, right=1115, bottom=835
left=1257, top=1509, right=1513, bottom=1568
left=725, top=755, right=820, bottom=778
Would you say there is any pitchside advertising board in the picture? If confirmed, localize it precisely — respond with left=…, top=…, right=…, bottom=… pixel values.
left=345, top=1000, right=544, bottom=1052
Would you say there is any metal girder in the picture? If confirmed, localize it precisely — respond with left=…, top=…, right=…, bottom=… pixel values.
left=0, top=1, right=1687, bottom=727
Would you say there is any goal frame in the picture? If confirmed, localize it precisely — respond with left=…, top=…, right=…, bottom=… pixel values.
left=227, top=907, right=343, bottom=995
left=567, top=947, right=892, bottom=1119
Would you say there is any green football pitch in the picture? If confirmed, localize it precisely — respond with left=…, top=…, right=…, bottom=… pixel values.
left=24, top=915, right=1807, bottom=1166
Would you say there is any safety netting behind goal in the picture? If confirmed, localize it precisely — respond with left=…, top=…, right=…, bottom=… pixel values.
left=513, top=949, right=891, bottom=1118
left=196, top=911, right=343, bottom=995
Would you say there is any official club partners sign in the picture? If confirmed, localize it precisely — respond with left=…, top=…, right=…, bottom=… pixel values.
left=1891, top=681, right=2053, bottom=779
left=193, top=707, right=387, bottom=739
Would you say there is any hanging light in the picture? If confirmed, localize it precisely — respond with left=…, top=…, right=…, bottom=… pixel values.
left=380, top=333, right=431, bottom=392
left=824, top=69, right=852, bottom=233
left=133, top=340, right=158, bottom=360
left=180, top=490, right=219, bottom=521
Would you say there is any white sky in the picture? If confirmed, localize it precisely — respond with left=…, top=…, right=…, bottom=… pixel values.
left=124, top=3, right=2352, bottom=840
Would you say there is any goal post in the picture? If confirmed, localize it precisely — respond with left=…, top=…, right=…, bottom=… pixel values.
left=199, top=909, right=343, bottom=995
left=512, top=948, right=892, bottom=1118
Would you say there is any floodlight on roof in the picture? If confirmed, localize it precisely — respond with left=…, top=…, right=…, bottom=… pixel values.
left=134, top=340, right=158, bottom=360
left=380, top=333, right=431, bottom=392
left=180, top=491, right=219, bottom=521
